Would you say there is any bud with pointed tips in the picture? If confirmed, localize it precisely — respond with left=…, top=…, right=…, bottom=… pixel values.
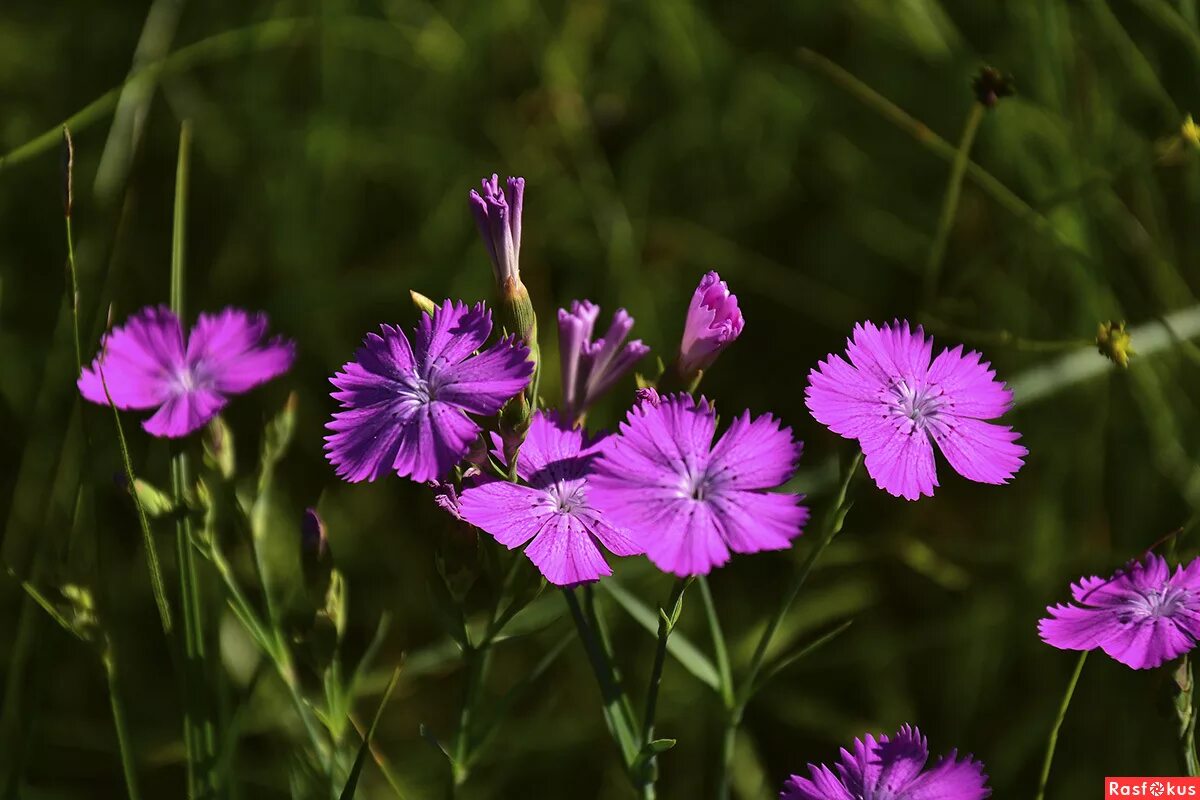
left=1097, top=320, right=1134, bottom=368
left=410, top=289, right=437, bottom=316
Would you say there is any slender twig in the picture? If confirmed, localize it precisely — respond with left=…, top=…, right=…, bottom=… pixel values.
left=924, top=102, right=985, bottom=304
left=1035, top=651, right=1088, bottom=800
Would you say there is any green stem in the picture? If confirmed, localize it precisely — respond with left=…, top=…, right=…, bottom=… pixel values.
left=697, top=576, right=734, bottom=711
left=641, top=578, right=690, bottom=744
left=562, top=588, right=639, bottom=769
left=637, top=577, right=690, bottom=799
left=924, top=102, right=984, bottom=304
left=736, top=451, right=862, bottom=706
left=168, top=120, right=216, bottom=799
left=1178, top=656, right=1199, bottom=778
left=718, top=451, right=862, bottom=799
left=102, top=642, right=143, bottom=800
left=451, top=644, right=489, bottom=787
left=1035, top=651, right=1088, bottom=800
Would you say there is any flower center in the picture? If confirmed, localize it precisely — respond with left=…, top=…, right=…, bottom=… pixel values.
left=888, top=380, right=941, bottom=427
left=401, top=362, right=449, bottom=406
left=1141, top=587, right=1187, bottom=618
left=548, top=480, right=586, bottom=514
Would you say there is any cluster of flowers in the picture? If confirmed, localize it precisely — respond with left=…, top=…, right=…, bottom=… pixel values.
left=77, top=173, right=1200, bottom=797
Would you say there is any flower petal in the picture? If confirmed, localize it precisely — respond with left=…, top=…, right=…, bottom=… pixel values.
left=413, top=300, right=492, bottom=367
left=142, top=388, right=227, bottom=438
left=641, top=499, right=730, bottom=578
left=78, top=305, right=183, bottom=409
left=708, top=490, right=807, bottom=554
left=708, top=410, right=802, bottom=490
left=925, top=345, right=1013, bottom=421
left=436, top=336, right=533, bottom=416
left=781, top=766, right=856, bottom=800
left=1099, top=616, right=1196, bottom=670
left=458, top=481, right=551, bottom=548
left=861, top=425, right=938, bottom=501
left=929, top=417, right=1026, bottom=485
left=903, top=750, right=991, bottom=800
left=186, top=307, right=294, bottom=394
left=525, top=514, right=613, bottom=586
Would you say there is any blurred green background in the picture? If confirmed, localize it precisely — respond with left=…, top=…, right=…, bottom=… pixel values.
left=5, top=0, right=1200, bottom=797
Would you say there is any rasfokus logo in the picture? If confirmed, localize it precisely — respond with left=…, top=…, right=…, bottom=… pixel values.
left=1107, top=778, right=1200, bottom=797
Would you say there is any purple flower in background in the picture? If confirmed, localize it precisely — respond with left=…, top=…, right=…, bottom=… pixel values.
left=806, top=320, right=1026, bottom=501
left=78, top=306, right=294, bottom=438
left=589, top=394, right=807, bottom=577
left=469, top=174, right=525, bottom=287
left=781, top=725, right=990, bottom=800
left=558, top=300, right=650, bottom=421
left=325, top=300, right=533, bottom=484
left=457, top=411, right=641, bottom=586
left=677, top=271, right=744, bottom=378
left=1039, top=554, right=1200, bottom=670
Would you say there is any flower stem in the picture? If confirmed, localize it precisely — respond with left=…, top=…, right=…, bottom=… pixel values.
left=1035, top=651, right=1088, bottom=800
left=169, top=120, right=217, bottom=799
left=562, top=588, right=639, bottom=770
left=697, top=576, right=734, bottom=711
left=636, top=577, right=691, bottom=798
left=1177, top=655, right=1200, bottom=777
left=923, top=101, right=985, bottom=305
left=717, top=450, right=862, bottom=798
left=102, top=641, right=143, bottom=800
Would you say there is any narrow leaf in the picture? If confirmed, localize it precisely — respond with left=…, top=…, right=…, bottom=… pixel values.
left=340, top=666, right=402, bottom=800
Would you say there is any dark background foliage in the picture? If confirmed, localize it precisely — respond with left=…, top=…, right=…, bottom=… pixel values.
left=3, top=0, right=1200, bottom=797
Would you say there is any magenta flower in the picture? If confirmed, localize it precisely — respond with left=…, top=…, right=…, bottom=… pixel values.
left=558, top=300, right=650, bottom=421
left=782, top=725, right=990, bottom=800
left=325, top=300, right=533, bottom=484
left=78, top=306, right=294, bottom=438
left=588, top=394, right=807, bottom=577
left=1039, top=554, right=1200, bottom=670
left=805, top=321, right=1026, bottom=501
left=678, top=271, right=744, bottom=378
left=457, top=411, right=641, bottom=586
left=469, top=174, right=524, bottom=287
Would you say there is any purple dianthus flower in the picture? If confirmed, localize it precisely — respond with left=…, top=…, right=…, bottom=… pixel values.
left=457, top=411, right=641, bottom=586
left=678, top=271, right=744, bottom=378
left=78, top=306, right=294, bottom=438
left=1039, top=553, right=1200, bottom=670
left=558, top=300, right=650, bottom=421
left=325, top=300, right=533, bottom=484
left=781, top=725, right=990, bottom=800
left=806, top=320, right=1026, bottom=500
left=589, top=394, right=807, bottom=577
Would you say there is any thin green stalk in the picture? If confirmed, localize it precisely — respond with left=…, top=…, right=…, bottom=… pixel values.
left=717, top=451, right=862, bottom=799
left=796, top=48, right=1095, bottom=267
left=451, top=644, right=489, bottom=788
left=736, top=451, right=862, bottom=706
left=1035, top=651, right=1088, bottom=800
left=641, top=578, right=690, bottom=744
left=562, top=588, right=639, bottom=769
left=102, top=642, right=143, bottom=800
left=637, top=577, right=690, bottom=799
left=697, top=577, right=734, bottom=711
left=1177, top=656, right=1199, bottom=778
left=584, top=584, right=638, bottom=737
left=168, top=120, right=216, bottom=799
left=924, top=102, right=985, bottom=304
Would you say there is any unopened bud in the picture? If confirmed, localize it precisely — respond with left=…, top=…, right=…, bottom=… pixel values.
left=1096, top=320, right=1134, bottom=368
left=972, top=67, right=1015, bottom=109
